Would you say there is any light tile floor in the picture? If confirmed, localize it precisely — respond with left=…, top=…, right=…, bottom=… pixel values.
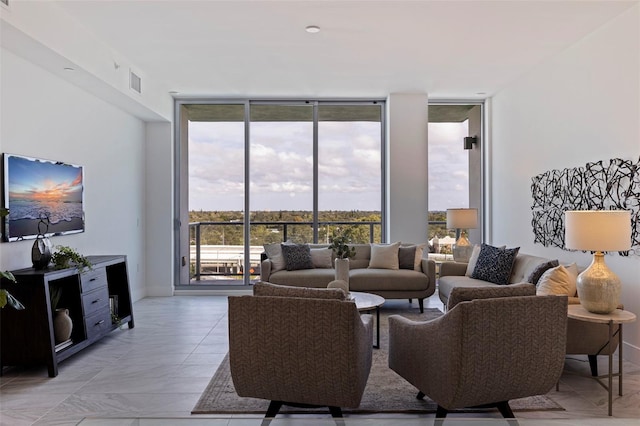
left=1, top=294, right=639, bottom=426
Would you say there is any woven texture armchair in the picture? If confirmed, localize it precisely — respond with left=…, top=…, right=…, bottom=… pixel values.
left=389, top=290, right=567, bottom=420
left=228, top=282, right=373, bottom=420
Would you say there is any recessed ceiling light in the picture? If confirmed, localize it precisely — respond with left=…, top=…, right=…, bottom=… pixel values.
left=305, top=25, right=320, bottom=33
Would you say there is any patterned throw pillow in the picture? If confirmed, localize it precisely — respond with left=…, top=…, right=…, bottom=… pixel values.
left=471, top=243, right=520, bottom=285
left=526, top=259, right=560, bottom=286
left=281, top=243, right=313, bottom=271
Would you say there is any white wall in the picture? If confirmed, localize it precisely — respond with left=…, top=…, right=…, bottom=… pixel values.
left=386, top=93, right=429, bottom=244
left=490, top=5, right=640, bottom=363
left=0, top=48, right=148, bottom=301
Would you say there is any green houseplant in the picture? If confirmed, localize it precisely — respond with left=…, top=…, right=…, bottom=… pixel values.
left=328, top=234, right=356, bottom=260
left=51, top=246, right=92, bottom=272
left=0, top=208, right=25, bottom=309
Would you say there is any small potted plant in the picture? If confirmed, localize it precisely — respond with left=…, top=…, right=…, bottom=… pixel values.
left=51, top=246, right=92, bottom=272
left=329, top=232, right=356, bottom=284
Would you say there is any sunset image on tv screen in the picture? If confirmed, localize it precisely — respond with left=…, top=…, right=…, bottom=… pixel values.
left=5, top=155, right=84, bottom=240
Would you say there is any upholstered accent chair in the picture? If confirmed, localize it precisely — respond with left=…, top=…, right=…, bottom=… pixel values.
left=228, top=282, right=373, bottom=422
left=388, top=287, right=567, bottom=422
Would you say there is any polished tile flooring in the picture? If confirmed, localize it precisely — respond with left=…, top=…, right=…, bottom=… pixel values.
left=1, top=294, right=639, bottom=425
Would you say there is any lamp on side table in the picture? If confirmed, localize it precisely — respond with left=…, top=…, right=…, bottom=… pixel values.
left=446, top=208, right=478, bottom=263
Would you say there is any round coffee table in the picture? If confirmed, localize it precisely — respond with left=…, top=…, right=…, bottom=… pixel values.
left=350, top=291, right=385, bottom=349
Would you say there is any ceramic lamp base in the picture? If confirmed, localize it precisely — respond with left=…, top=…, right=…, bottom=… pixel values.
left=576, top=252, right=621, bottom=314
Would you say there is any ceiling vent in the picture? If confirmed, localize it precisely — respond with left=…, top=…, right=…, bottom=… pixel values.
left=129, top=70, right=142, bottom=94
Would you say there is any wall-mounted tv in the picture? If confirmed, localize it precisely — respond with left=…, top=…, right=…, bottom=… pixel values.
left=2, top=153, right=85, bottom=242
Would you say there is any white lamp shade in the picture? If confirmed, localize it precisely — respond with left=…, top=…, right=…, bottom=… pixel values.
left=564, top=210, right=631, bottom=252
left=446, top=208, right=478, bottom=229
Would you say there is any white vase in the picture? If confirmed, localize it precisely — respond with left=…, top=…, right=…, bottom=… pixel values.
left=334, top=258, right=350, bottom=284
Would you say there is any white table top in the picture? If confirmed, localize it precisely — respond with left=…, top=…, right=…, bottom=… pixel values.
left=350, top=291, right=385, bottom=311
left=567, top=304, right=636, bottom=324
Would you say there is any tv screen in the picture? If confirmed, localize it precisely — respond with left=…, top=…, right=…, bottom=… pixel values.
left=2, top=153, right=85, bottom=242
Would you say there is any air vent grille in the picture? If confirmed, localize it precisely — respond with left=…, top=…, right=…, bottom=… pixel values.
left=130, top=70, right=142, bottom=94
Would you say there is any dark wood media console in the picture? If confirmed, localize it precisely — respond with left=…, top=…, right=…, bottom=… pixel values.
left=1, top=255, right=134, bottom=377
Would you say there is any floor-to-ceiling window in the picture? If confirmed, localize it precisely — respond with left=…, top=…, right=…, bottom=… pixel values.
left=427, top=103, right=483, bottom=256
left=177, top=100, right=384, bottom=286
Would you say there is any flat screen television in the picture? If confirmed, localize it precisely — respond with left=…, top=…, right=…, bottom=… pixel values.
left=2, top=153, right=85, bottom=242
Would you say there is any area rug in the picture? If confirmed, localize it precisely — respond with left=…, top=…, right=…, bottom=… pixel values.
left=192, top=307, right=563, bottom=415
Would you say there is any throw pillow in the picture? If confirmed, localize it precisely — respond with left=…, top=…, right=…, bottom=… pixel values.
left=310, top=247, right=333, bottom=268
left=398, top=245, right=417, bottom=270
left=465, top=244, right=505, bottom=276
left=368, top=242, right=401, bottom=270
left=281, top=243, right=313, bottom=271
left=471, top=243, right=520, bottom=285
left=536, top=263, right=578, bottom=296
left=413, top=243, right=427, bottom=271
left=264, top=242, right=286, bottom=273
left=526, top=259, right=560, bottom=286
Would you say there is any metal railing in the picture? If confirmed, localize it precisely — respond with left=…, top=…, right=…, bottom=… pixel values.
left=188, top=220, right=382, bottom=282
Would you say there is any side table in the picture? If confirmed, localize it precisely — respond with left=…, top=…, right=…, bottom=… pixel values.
left=566, top=304, right=636, bottom=416
left=350, top=291, right=385, bottom=349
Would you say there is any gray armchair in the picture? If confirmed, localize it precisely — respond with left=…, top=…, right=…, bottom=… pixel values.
left=388, top=288, right=567, bottom=422
left=228, top=282, right=373, bottom=421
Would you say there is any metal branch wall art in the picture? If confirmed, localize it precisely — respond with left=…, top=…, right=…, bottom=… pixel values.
left=531, top=157, right=640, bottom=256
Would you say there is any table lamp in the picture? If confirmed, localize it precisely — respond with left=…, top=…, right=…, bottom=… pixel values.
left=564, top=210, right=631, bottom=314
left=446, top=208, right=478, bottom=262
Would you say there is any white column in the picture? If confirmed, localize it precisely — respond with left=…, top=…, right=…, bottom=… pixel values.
left=386, top=93, right=429, bottom=244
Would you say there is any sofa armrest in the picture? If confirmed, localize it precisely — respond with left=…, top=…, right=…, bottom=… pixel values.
left=422, top=259, right=437, bottom=289
left=440, top=261, right=467, bottom=277
left=260, top=259, right=272, bottom=282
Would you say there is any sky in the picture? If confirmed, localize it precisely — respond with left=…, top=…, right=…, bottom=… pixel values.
left=189, top=120, right=468, bottom=212
left=7, top=155, right=83, bottom=203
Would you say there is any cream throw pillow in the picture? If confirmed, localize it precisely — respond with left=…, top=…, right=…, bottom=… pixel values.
left=368, top=242, right=401, bottom=270
left=536, top=263, right=578, bottom=296
left=264, top=242, right=286, bottom=273
left=310, top=247, right=333, bottom=268
left=414, top=243, right=427, bottom=271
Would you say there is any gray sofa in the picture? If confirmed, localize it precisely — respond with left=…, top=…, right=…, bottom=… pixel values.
left=438, top=251, right=619, bottom=376
left=260, top=243, right=436, bottom=312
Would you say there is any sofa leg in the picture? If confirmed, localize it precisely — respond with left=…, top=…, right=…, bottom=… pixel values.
left=418, top=298, right=424, bottom=313
left=588, top=355, right=599, bottom=377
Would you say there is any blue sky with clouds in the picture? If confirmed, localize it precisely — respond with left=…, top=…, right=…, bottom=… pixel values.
left=189, top=121, right=468, bottom=212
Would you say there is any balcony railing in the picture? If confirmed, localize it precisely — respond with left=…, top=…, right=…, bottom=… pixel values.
left=187, top=219, right=451, bottom=284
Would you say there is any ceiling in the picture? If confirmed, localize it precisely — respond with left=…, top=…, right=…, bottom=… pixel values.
left=52, top=0, right=637, bottom=99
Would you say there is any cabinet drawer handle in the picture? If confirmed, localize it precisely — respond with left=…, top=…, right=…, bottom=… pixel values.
left=95, top=320, right=105, bottom=326
left=92, top=299, right=101, bottom=304
left=89, top=278, right=97, bottom=282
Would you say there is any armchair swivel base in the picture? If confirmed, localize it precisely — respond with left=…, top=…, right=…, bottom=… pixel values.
left=264, top=401, right=344, bottom=423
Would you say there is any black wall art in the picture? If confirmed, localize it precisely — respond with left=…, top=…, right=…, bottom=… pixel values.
left=531, top=157, right=640, bottom=256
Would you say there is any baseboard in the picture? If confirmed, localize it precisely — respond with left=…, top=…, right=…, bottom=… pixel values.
left=623, top=340, right=640, bottom=366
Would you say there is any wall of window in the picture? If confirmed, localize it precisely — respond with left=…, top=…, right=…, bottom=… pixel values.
left=176, top=100, right=385, bottom=286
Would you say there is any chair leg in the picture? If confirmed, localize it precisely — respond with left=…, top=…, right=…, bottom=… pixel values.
left=328, top=406, right=343, bottom=418
left=418, top=298, right=424, bottom=313
left=416, top=391, right=425, bottom=400
left=588, top=355, right=599, bottom=377
left=409, top=298, right=413, bottom=303
left=265, top=400, right=283, bottom=419
left=433, top=405, right=448, bottom=426
left=496, top=401, right=515, bottom=418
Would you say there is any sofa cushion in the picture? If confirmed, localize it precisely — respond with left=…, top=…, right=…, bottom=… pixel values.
left=526, top=259, right=559, bottom=285
left=439, top=275, right=502, bottom=303
left=471, top=244, right=520, bottom=285
left=536, top=263, right=578, bottom=296
left=465, top=244, right=506, bottom=276
left=369, top=242, right=401, bottom=270
left=264, top=242, right=287, bottom=273
left=310, top=247, right=333, bottom=268
left=350, top=244, right=371, bottom=269
left=254, top=281, right=346, bottom=300
left=268, top=268, right=337, bottom=288
left=349, top=268, right=429, bottom=292
left=510, top=253, right=554, bottom=284
left=281, top=243, right=313, bottom=271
